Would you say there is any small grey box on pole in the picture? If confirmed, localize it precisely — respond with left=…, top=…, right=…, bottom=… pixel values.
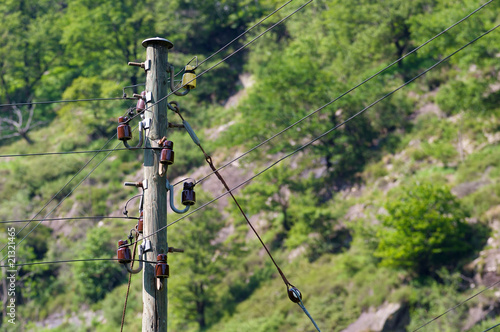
left=142, top=37, right=173, bottom=332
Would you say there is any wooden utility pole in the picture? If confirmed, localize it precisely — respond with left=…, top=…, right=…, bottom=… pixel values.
left=142, top=37, right=172, bottom=332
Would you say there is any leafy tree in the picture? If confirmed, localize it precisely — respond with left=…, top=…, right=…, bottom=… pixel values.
left=375, top=183, right=483, bottom=276
left=72, top=228, right=125, bottom=303
left=169, top=191, right=229, bottom=330
left=0, top=0, right=66, bottom=144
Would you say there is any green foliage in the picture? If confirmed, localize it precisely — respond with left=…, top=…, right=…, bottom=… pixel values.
left=72, top=228, right=125, bottom=303
left=168, top=191, right=230, bottom=330
left=58, top=77, right=126, bottom=137
left=1, top=0, right=500, bottom=329
left=375, top=183, right=482, bottom=276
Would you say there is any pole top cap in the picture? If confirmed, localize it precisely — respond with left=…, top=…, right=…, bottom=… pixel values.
left=142, top=37, right=173, bottom=49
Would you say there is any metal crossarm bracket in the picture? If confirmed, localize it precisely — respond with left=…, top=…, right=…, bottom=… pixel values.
left=141, top=239, right=152, bottom=253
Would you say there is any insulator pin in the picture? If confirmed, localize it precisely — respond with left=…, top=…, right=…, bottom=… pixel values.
left=117, top=240, right=132, bottom=264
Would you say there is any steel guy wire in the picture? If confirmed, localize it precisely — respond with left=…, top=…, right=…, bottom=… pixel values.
left=0, top=216, right=138, bottom=224
left=292, top=288, right=321, bottom=331
left=191, top=0, right=494, bottom=187
left=126, top=0, right=313, bottom=125
left=0, top=96, right=131, bottom=108
left=131, top=21, right=500, bottom=248
left=0, top=258, right=156, bottom=269
left=412, top=279, right=500, bottom=332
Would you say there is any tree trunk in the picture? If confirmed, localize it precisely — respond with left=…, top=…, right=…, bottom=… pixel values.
left=20, top=131, right=34, bottom=145
left=196, top=283, right=206, bottom=329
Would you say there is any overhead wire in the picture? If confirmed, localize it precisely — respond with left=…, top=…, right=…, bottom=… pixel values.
left=0, top=116, right=144, bottom=258
left=0, top=133, right=118, bottom=257
left=0, top=0, right=297, bottom=110
left=0, top=0, right=301, bottom=257
left=0, top=96, right=131, bottom=108
left=197, top=0, right=296, bottom=67
left=0, top=258, right=156, bottom=268
left=132, top=20, right=500, bottom=249
left=172, top=99, right=318, bottom=328
left=0, top=216, right=138, bottom=224
left=481, top=321, right=500, bottom=332
left=120, top=231, right=139, bottom=332
left=132, top=23, right=499, bottom=329
left=188, top=0, right=494, bottom=187
left=0, top=146, right=160, bottom=158
left=412, top=279, right=500, bottom=332
left=0, top=140, right=122, bottom=261
left=126, top=0, right=314, bottom=125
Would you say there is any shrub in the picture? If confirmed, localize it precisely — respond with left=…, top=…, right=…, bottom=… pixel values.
left=375, top=183, right=482, bottom=276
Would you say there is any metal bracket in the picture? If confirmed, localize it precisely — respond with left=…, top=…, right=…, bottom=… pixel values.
left=144, top=59, right=151, bottom=71
left=143, top=179, right=148, bottom=190
left=141, top=239, right=152, bottom=253
left=141, top=118, right=152, bottom=130
left=145, top=91, right=153, bottom=103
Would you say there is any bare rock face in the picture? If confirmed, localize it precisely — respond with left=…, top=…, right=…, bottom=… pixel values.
left=342, top=302, right=409, bottom=332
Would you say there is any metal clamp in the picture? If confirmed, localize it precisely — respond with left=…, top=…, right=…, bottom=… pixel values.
left=168, top=65, right=190, bottom=96
left=166, top=179, right=190, bottom=214
left=141, top=118, right=151, bottom=130
left=122, top=121, right=145, bottom=150
left=125, top=245, right=144, bottom=274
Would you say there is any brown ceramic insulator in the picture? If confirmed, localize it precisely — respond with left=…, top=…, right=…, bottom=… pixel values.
left=136, top=211, right=143, bottom=234
left=155, top=254, right=169, bottom=278
left=164, top=140, right=173, bottom=149
left=287, top=287, right=302, bottom=303
left=117, top=117, right=132, bottom=141
left=136, top=91, right=146, bottom=113
left=160, top=149, right=174, bottom=165
left=117, top=240, right=132, bottom=264
left=160, top=141, right=174, bottom=165
left=181, top=182, right=196, bottom=206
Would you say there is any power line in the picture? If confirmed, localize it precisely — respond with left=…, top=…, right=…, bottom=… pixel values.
left=0, top=216, right=137, bottom=224
left=192, top=0, right=494, bottom=186
left=0, top=96, right=130, bottom=108
left=0, top=134, right=126, bottom=260
left=481, top=321, right=500, bottom=332
left=133, top=21, right=500, bottom=247
left=412, top=279, right=500, bottom=332
left=0, top=146, right=159, bottom=158
left=197, top=0, right=295, bottom=68
left=2, top=142, right=121, bottom=260
left=0, top=134, right=117, bottom=258
left=127, top=0, right=313, bottom=124
left=0, top=258, right=156, bottom=268
left=0, top=0, right=297, bottom=110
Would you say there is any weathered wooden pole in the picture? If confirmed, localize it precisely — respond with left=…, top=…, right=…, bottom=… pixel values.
left=142, top=37, right=172, bottom=332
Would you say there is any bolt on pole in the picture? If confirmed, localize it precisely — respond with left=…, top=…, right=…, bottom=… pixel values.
left=141, top=37, right=173, bottom=332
